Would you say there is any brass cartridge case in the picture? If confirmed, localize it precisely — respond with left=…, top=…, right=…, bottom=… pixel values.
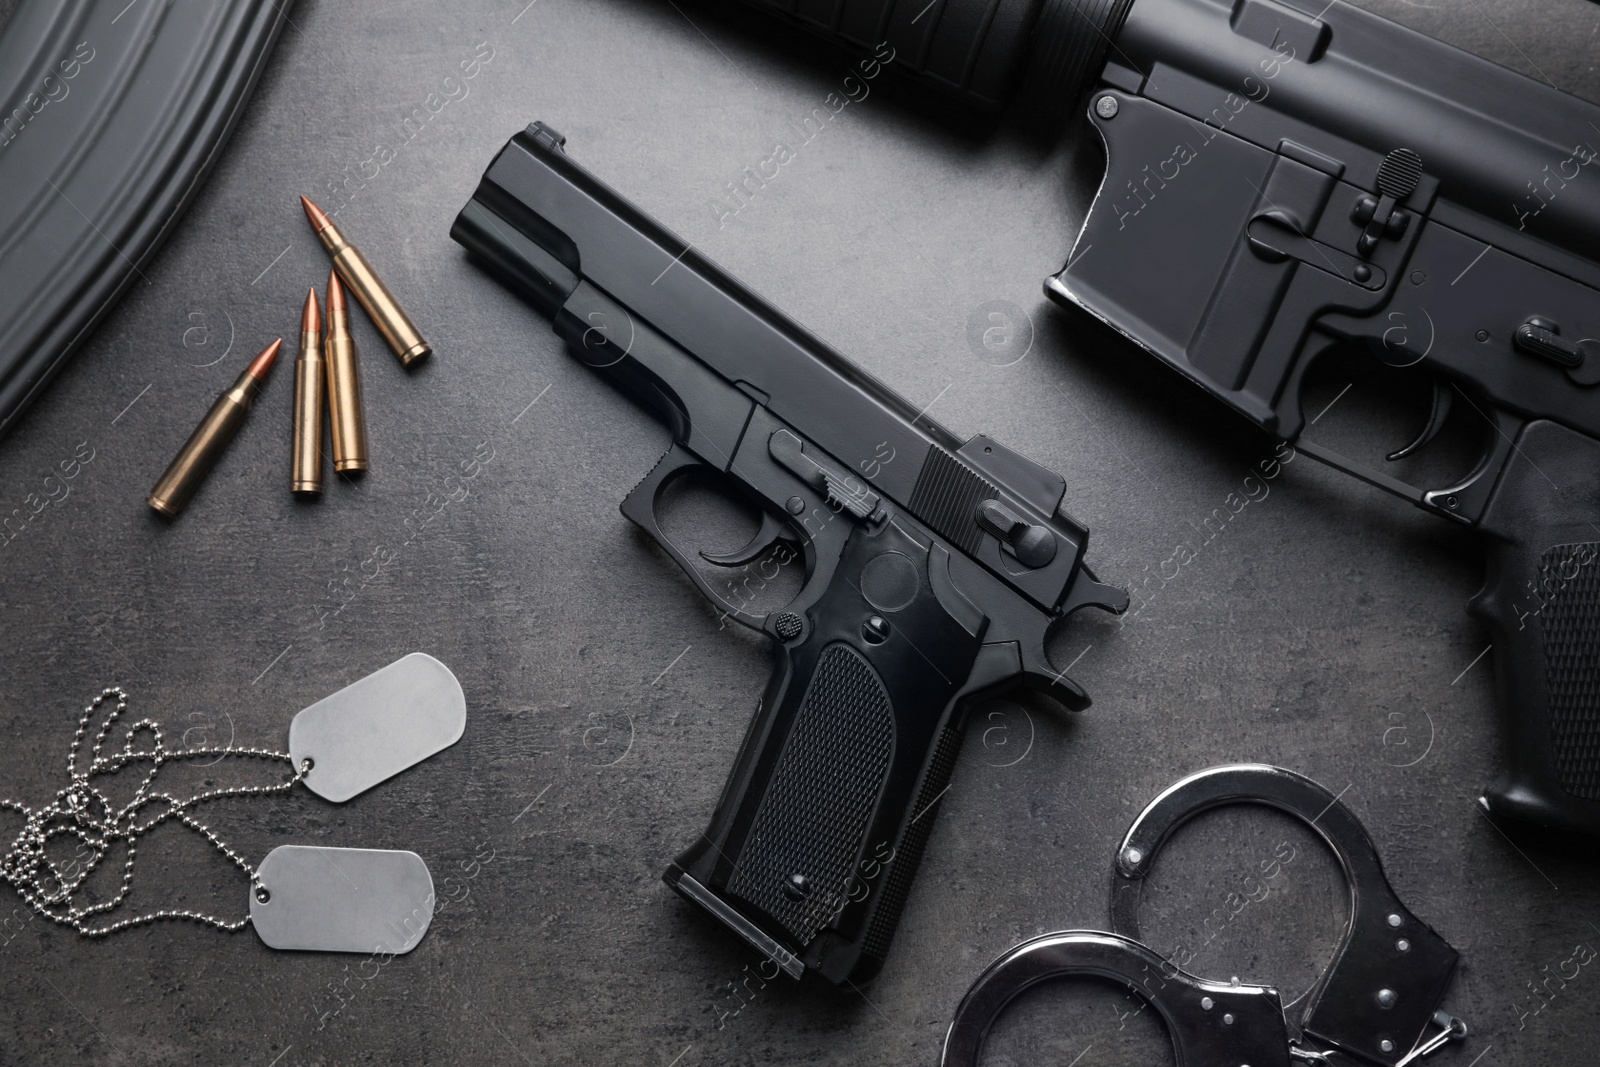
left=292, top=290, right=325, bottom=495
left=302, top=196, right=431, bottom=368
left=149, top=339, right=281, bottom=517
left=325, top=272, right=369, bottom=473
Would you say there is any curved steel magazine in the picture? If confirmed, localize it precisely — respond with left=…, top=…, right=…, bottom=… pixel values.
left=0, top=0, right=292, bottom=440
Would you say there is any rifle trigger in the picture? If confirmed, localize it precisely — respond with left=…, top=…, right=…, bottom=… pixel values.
left=699, top=511, right=798, bottom=568
left=1387, top=379, right=1454, bottom=461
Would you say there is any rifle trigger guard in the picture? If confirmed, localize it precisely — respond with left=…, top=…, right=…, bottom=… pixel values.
left=940, top=930, right=1293, bottom=1067
left=1109, top=765, right=1461, bottom=1067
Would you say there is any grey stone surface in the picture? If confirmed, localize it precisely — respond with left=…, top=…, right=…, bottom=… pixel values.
left=2, top=0, right=1599, bottom=1064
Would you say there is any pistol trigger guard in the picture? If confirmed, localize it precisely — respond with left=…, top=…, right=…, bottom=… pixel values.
left=619, top=443, right=773, bottom=634
left=698, top=511, right=799, bottom=568
left=940, top=930, right=1291, bottom=1067
left=1386, top=380, right=1455, bottom=462
left=1110, top=765, right=1461, bottom=1067
left=619, top=442, right=703, bottom=533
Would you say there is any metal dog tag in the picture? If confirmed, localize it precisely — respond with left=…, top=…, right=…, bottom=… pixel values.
left=289, top=652, right=465, bottom=802
left=251, top=846, right=435, bottom=953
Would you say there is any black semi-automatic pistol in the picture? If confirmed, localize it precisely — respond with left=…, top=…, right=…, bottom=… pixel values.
left=452, top=122, right=1126, bottom=984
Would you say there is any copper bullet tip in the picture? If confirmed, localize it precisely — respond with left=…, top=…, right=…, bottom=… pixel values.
left=326, top=270, right=346, bottom=315
left=300, top=194, right=332, bottom=233
left=245, top=338, right=283, bottom=382
left=300, top=288, right=321, bottom=334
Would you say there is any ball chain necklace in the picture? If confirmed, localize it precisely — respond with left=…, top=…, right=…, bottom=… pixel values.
left=0, top=654, right=465, bottom=953
left=0, top=686, right=305, bottom=936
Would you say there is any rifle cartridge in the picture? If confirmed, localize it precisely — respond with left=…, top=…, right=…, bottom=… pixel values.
left=148, top=338, right=282, bottom=517
left=324, top=272, right=368, bottom=473
left=301, top=195, right=431, bottom=368
left=292, top=289, right=325, bottom=495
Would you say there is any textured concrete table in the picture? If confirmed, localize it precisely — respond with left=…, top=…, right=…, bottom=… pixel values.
left=2, top=0, right=1599, bottom=1063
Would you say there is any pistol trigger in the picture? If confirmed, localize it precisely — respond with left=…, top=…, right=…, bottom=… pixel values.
left=699, top=512, right=798, bottom=568
left=1387, top=379, right=1454, bottom=461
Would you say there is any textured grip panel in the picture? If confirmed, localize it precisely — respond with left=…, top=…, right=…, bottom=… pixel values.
left=861, top=722, right=962, bottom=964
left=1471, top=420, right=1600, bottom=836
left=1540, top=542, right=1600, bottom=799
left=729, top=643, right=894, bottom=943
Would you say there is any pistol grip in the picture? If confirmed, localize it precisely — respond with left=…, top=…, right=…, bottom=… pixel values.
left=665, top=520, right=991, bottom=983
left=1469, top=420, right=1600, bottom=836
